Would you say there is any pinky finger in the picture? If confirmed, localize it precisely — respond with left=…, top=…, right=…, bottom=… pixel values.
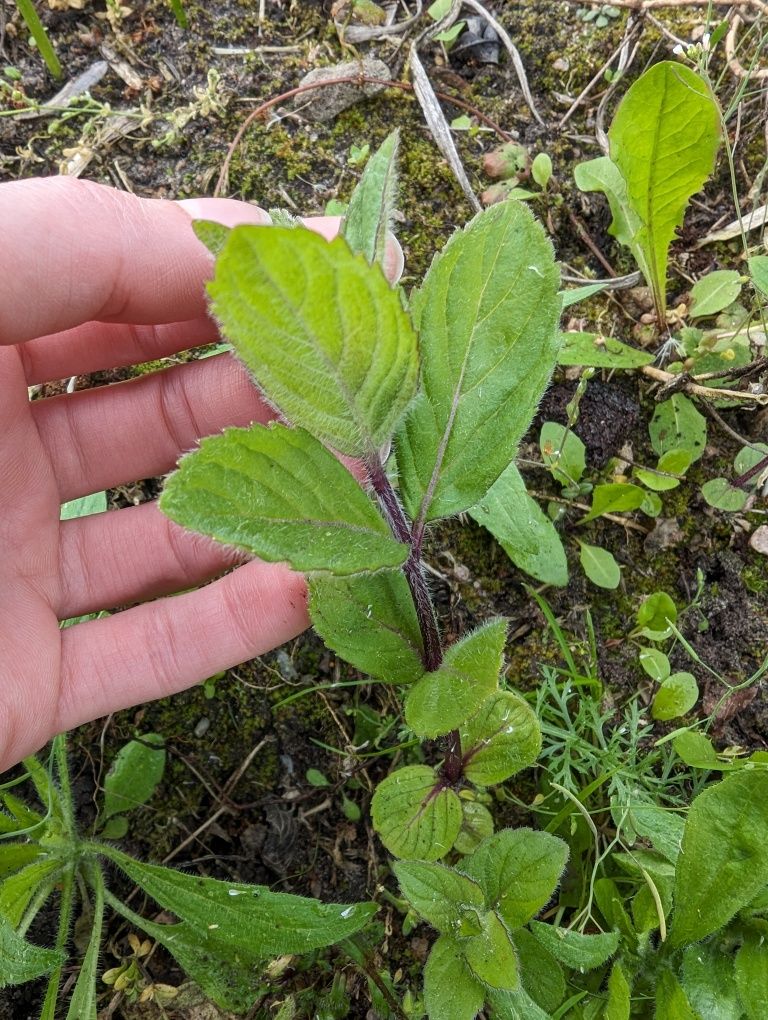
left=56, top=561, right=309, bottom=733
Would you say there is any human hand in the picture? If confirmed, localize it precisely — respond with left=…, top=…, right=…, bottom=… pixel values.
left=0, top=177, right=402, bottom=773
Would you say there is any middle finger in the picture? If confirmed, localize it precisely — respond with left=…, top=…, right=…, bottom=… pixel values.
left=33, top=352, right=271, bottom=503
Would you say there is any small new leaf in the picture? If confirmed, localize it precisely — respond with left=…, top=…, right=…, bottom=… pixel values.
left=341, top=129, right=399, bottom=268
left=371, top=765, right=462, bottom=860
left=161, top=423, right=408, bottom=575
left=461, top=691, right=541, bottom=786
left=209, top=225, right=418, bottom=456
left=404, top=619, right=507, bottom=738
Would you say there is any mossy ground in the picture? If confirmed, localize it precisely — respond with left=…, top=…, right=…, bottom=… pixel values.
left=2, top=1, right=767, bottom=1017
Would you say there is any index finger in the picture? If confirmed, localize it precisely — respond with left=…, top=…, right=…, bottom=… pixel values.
left=0, top=177, right=270, bottom=347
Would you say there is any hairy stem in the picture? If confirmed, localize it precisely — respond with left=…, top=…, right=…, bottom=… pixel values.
left=366, top=456, right=443, bottom=672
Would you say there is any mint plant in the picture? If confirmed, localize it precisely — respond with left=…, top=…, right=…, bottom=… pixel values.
left=153, top=131, right=576, bottom=1013
left=0, top=736, right=374, bottom=1016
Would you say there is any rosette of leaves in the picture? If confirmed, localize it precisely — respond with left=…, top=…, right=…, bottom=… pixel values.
left=0, top=737, right=374, bottom=1018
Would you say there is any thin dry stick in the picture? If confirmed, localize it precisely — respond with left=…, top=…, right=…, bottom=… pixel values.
left=573, top=0, right=768, bottom=12
left=215, top=74, right=511, bottom=197
left=559, top=17, right=643, bottom=129
left=642, top=363, right=768, bottom=404
left=698, top=397, right=768, bottom=454
left=726, top=14, right=768, bottom=81
left=461, top=0, right=545, bottom=125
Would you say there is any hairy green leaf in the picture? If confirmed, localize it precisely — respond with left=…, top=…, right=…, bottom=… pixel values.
left=65, top=867, right=104, bottom=1020
left=0, top=843, right=44, bottom=879
left=628, top=802, right=684, bottom=864
left=342, top=129, right=399, bottom=267
left=0, top=858, right=61, bottom=927
left=469, top=464, right=568, bottom=587
left=371, top=765, right=462, bottom=860
left=670, top=771, right=768, bottom=946
left=161, top=423, right=408, bottom=575
left=681, top=940, right=742, bottom=1020
left=464, top=910, right=519, bottom=989
left=108, top=890, right=265, bottom=1012
left=424, top=935, right=485, bottom=1020
left=512, top=927, right=565, bottom=1012
left=192, top=219, right=231, bottom=256
left=209, top=225, right=418, bottom=456
left=454, top=801, right=495, bottom=855
left=558, top=331, right=654, bottom=369
left=100, top=846, right=376, bottom=955
left=0, top=912, right=62, bottom=988
left=396, top=201, right=560, bottom=522
left=308, top=571, right=424, bottom=684
left=102, top=734, right=165, bottom=821
left=608, top=61, right=720, bottom=318
left=460, top=828, right=568, bottom=928
left=655, top=970, right=700, bottom=1020
left=405, top=619, right=507, bottom=738
left=528, top=922, right=619, bottom=970
left=735, top=929, right=768, bottom=1020
left=393, top=860, right=484, bottom=932
left=606, top=962, right=631, bottom=1020
left=461, top=691, right=541, bottom=786
left=486, top=987, right=552, bottom=1020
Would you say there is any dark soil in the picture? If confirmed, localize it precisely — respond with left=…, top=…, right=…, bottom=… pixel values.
left=1, top=1, right=767, bottom=1017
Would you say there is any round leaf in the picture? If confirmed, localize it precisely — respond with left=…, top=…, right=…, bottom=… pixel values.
left=461, top=692, right=541, bottom=786
left=636, top=591, right=677, bottom=633
left=638, top=648, right=670, bottom=682
left=652, top=672, right=699, bottom=721
left=689, top=270, right=743, bottom=318
left=371, top=765, right=462, bottom=860
left=701, top=478, right=748, bottom=512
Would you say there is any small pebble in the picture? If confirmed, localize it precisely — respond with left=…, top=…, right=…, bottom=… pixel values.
left=194, top=717, right=210, bottom=738
left=749, top=525, right=768, bottom=556
left=552, top=57, right=570, bottom=72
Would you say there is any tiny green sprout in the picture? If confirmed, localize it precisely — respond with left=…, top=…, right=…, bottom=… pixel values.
left=531, top=152, right=553, bottom=189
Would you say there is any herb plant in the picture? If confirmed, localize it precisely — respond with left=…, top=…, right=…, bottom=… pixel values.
left=0, top=735, right=375, bottom=1015
left=575, top=61, right=721, bottom=326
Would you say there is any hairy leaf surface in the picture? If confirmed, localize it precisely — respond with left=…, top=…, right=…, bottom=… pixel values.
left=308, top=572, right=424, bottom=684
left=393, top=860, right=484, bottom=932
left=0, top=913, right=62, bottom=987
left=469, top=464, right=568, bottom=587
left=371, top=765, right=461, bottom=860
left=464, top=911, right=519, bottom=990
left=404, top=619, right=507, bottom=738
left=101, top=846, right=376, bottom=955
left=528, top=922, right=619, bottom=970
left=209, top=225, right=418, bottom=456
left=670, top=771, right=768, bottom=946
left=396, top=201, right=560, bottom=522
left=460, top=828, right=568, bottom=928
left=424, top=935, right=485, bottom=1020
left=161, top=423, right=407, bottom=575
left=342, top=129, right=399, bottom=267
left=461, top=691, right=541, bottom=786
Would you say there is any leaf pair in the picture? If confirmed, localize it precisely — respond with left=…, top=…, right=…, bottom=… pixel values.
left=395, top=829, right=569, bottom=1019
left=371, top=691, right=541, bottom=861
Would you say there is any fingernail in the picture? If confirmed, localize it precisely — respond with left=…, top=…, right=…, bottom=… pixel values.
left=176, top=197, right=272, bottom=228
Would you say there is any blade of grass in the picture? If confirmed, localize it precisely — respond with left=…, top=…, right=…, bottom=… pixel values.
left=14, top=0, right=62, bottom=79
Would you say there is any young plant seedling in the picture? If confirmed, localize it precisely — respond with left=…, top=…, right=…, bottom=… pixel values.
left=157, top=131, right=576, bottom=1015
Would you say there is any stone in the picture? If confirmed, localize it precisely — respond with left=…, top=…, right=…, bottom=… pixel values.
left=295, top=58, right=391, bottom=122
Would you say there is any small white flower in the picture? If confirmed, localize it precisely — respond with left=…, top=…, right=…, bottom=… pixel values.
left=702, top=32, right=711, bottom=50
left=673, top=43, right=685, bottom=56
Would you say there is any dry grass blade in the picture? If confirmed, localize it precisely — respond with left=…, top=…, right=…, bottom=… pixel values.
left=461, top=0, right=545, bottom=126
left=409, top=43, right=481, bottom=212
left=697, top=202, right=768, bottom=245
